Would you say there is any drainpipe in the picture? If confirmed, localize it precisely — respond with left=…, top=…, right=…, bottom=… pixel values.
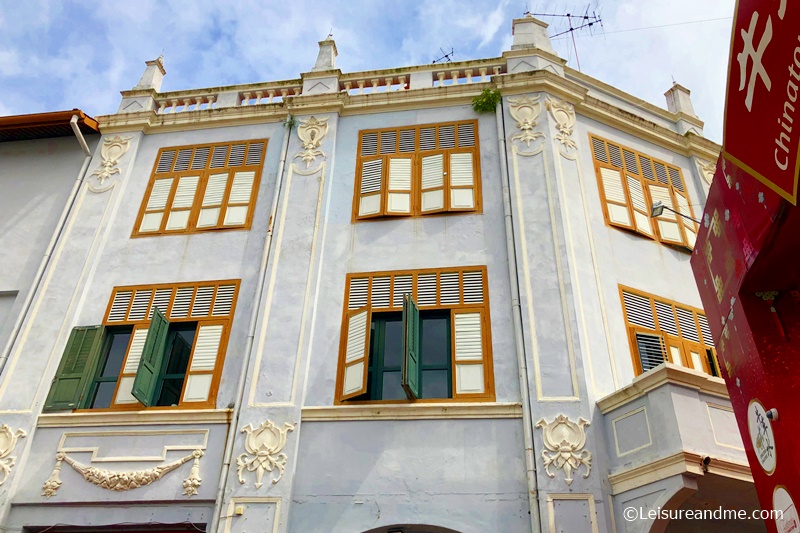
left=496, top=102, right=543, bottom=532
left=209, top=116, right=293, bottom=533
left=0, top=115, right=93, bottom=375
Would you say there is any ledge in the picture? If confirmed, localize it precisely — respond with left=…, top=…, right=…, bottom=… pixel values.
left=37, top=409, right=232, bottom=427
left=597, top=364, right=729, bottom=414
left=301, top=402, right=522, bottom=421
left=608, top=450, right=752, bottom=495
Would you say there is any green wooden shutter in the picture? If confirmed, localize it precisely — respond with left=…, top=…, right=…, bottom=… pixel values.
left=132, top=307, right=170, bottom=406
left=401, top=293, right=421, bottom=400
left=43, top=326, right=105, bottom=412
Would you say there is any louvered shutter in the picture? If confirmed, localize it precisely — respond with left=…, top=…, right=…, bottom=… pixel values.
left=198, top=173, right=228, bottom=228
left=341, top=306, right=371, bottom=400
left=182, top=322, right=224, bottom=403
left=401, top=294, right=421, bottom=400
left=386, top=157, right=412, bottom=215
left=421, top=153, right=445, bottom=213
left=165, top=176, right=200, bottom=230
left=683, top=341, right=707, bottom=372
left=634, top=332, right=668, bottom=372
left=114, top=325, right=149, bottom=405
left=223, top=171, right=256, bottom=226
left=674, top=191, right=697, bottom=248
left=648, top=182, right=684, bottom=246
left=358, top=158, right=384, bottom=217
left=448, top=152, right=475, bottom=210
left=628, top=176, right=655, bottom=237
left=43, top=326, right=105, bottom=411
left=139, top=178, right=174, bottom=233
left=597, top=167, right=633, bottom=229
left=453, top=311, right=485, bottom=394
left=131, top=308, right=170, bottom=407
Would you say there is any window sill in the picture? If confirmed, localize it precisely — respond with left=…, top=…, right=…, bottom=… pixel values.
left=301, top=402, right=522, bottom=421
left=37, top=408, right=232, bottom=427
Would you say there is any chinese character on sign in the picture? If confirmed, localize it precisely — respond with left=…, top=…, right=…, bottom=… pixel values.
left=737, top=11, right=773, bottom=112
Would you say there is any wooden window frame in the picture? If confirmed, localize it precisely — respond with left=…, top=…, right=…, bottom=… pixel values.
left=352, top=121, right=482, bottom=222
left=335, top=266, right=495, bottom=404
left=80, top=279, right=240, bottom=411
left=619, top=285, right=719, bottom=377
left=590, top=134, right=698, bottom=252
left=132, top=140, right=267, bottom=237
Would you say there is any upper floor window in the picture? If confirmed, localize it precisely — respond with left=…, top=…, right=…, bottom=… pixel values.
left=133, top=140, right=267, bottom=237
left=336, top=266, right=494, bottom=403
left=43, top=279, right=239, bottom=411
left=590, top=135, right=698, bottom=250
left=620, top=286, right=719, bottom=377
left=353, top=121, right=481, bottom=221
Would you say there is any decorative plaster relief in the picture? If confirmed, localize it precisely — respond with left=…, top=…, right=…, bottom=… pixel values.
left=545, top=96, right=577, bottom=151
left=699, top=160, right=717, bottom=186
left=0, top=425, right=26, bottom=486
left=237, top=419, right=295, bottom=488
left=535, top=415, right=592, bottom=485
left=294, top=116, right=329, bottom=168
left=88, top=135, right=133, bottom=193
left=508, top=95, right=545, bottom=147
left=41, top=449, right=203, bottom=498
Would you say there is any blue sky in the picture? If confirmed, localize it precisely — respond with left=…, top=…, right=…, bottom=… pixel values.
left=0, top=1, right=733, bottom=142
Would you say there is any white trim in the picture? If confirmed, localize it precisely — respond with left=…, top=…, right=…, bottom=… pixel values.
left=301, top=402, right=522, bottom=421
left=546, top=493, right=599, bottom=533
left=611, top=406, right=652, bottom=457
left=37, top=409, right=231, bottom=427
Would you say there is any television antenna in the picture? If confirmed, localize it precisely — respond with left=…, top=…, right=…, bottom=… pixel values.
left=529, top=4, right=603, bottom=71
left=432, top=47, right=455, bottom=64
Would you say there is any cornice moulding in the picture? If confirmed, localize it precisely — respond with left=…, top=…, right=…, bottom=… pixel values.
left=37, top=409, right=232, bottom=427
left=301, top=402, right=523, bottom=421
left=597, top=364, right=729, bottom=414
left=608, top=450, right=752, bottom=495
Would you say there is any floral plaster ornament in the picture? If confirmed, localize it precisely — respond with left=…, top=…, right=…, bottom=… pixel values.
left=237, top=419, right=295, bottom=488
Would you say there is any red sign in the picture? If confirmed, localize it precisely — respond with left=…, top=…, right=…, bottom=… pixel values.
left=724, top=0, right=800, bottom=204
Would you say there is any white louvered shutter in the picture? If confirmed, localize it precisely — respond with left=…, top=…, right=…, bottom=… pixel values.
left=183, top=323, right=224, bottom=403
left=191, top=286, right=215, bottom=317
left=140, top=178, right=174, bottom=232
left=166, top=175, right=199, bottom=230
left=128, top=289, right=153, bottom=321
left=358, top=158, right=384, bottom=217
left=212, top=284, right=236, bottom=316
left=386, top=157, right=412, bottom=214
left=371, top=277, right=391, bottom=309
left=421, top=154, right=445, bottom=212
left=449, top=152, right=475, bottom=209
left=392, top=275, right=412, bottom=308
left=622, top=291, right=655, bottom=330
left=439, top=272, right=460, bottom=305
left=648, top=183, right=683, bottom=245
left=341, top=307, right=370, bottom=400
left=224, top=171, right=255, bottom=226
left=170, top=287, right=194, bottom=319
left=674, top=191, right=697, bottom=248
left=598, top=168, right=632, bottom=228
left=628, top=176, right=654, bottom=237
left=198, top=173, right=228, bottom=228
left=462, top=271, right=484, bottom=304
left=108, top=290, right=133, bottom=322
left=453, top=311, right=485, bottom=394
left=123, top=327, right=149, bottom=374
left=416, top=273, right=437, bottom=306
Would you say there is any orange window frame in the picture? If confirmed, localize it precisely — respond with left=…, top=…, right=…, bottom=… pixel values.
left=132, top=140, right=267, bottom=237
left=619, top=285, right=719, bottom=377
left=352, top=120, right=482, bottom=222
left=81, top=279, right=241, bottom=411
left=334, top=266, right=495, bottom=404
left=590, top=134, right=698, bottom=251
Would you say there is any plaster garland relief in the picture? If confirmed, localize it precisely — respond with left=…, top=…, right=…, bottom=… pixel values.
left=237, top=419, right=295, bottom=488
left=545, top=96, right=577, bottom=152
left=535, top=415, right=592, bottom=485
left=508, top=95, right=545, bottom=148
left=294, top=116, right=329, bottom=168
left=0, top=425, right=26, bottom=486
left=88, top=135, right=133, bottom=193
left=41, top=449, right=203, bottom=498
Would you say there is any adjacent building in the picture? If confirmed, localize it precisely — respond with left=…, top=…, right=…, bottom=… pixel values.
left=0, top=15, right=762, bottom=533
